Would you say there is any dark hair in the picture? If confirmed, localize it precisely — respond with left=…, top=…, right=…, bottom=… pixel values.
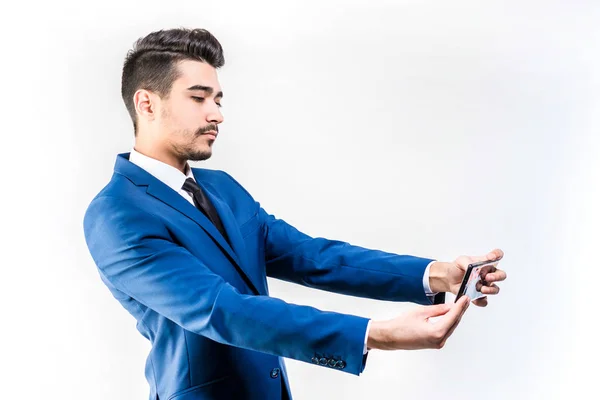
left=121, top=28, right=225, bottom=135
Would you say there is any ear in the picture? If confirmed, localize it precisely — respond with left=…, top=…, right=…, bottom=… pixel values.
left=134, top=89, right=157, bottom=122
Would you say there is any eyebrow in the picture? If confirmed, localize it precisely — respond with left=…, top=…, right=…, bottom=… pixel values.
left=186, top=85, right=223, bottom=98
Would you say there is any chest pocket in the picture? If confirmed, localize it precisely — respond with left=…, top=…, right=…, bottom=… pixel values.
left=239, top=211, right=261, bottom=238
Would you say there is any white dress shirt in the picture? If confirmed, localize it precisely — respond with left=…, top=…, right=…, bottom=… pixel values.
left=128, top=147, right=438, bottom=356
left=129, top=148, right=197, bottom=205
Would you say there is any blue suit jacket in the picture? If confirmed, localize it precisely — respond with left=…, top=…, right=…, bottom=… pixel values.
left=83, top=152, right=442, bottom=400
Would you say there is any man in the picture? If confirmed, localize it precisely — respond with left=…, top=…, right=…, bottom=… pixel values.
left=83, top=28, right=507, bottom=400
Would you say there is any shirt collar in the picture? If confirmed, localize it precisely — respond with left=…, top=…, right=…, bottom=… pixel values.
left=129, top=147, right=194, bottom=193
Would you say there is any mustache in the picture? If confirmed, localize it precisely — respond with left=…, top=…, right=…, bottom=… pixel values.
left=196, top=125, right=219, bottom=135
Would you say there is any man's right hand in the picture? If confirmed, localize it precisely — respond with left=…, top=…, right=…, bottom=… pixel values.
left=366, top=295, right=470, bottom=351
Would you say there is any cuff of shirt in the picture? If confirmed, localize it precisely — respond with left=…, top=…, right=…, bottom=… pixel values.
left=363, top=319, right=371, bottom=354
left=423, top=260, right=439, bottom=297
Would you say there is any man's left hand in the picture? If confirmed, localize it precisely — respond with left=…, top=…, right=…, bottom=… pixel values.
left=430, top=249, right=507, bottom=307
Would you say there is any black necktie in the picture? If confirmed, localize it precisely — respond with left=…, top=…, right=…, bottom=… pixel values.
left=182, top=178, right=229, bottom=243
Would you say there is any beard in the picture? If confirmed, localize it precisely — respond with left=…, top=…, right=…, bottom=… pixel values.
left=169, top=124, right=218, bottom=162
left=181, top=146, right=212, bottom=162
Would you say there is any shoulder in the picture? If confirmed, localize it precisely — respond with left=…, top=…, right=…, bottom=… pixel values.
left=192, top=168, right=260, bottom=219
left=83, top=168, right=163, bottom=235
left=191, top=168, right=254, bottom=199
left=86, top=171, right=142, bottom=209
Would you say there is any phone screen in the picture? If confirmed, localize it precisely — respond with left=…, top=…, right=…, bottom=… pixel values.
left=455, top=260, right=500, bottom=302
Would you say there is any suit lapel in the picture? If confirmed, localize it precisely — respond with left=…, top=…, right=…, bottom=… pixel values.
left=193, top=172, right=246, bottom=265
left=194, top=176, right=261, bottom=293
left=114, top=152, right=260, bottom=294
left=145, top=181, right=242, bottom=264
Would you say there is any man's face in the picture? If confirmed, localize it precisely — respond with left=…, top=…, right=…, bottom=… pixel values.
left=157, top=59, right=224, bottom=162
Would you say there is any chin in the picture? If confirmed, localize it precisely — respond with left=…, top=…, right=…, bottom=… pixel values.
left=188, top=149, right=212, bottom=162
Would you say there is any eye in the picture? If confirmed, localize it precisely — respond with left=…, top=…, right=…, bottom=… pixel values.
left=192, top=96, right=222, bottom=108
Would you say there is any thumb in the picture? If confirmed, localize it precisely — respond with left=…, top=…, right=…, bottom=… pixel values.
left=421, top=303, right=452, bottom=318
left=472, top=248, right=503, bottom=263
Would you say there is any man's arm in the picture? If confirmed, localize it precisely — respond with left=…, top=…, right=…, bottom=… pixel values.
left=258, top=207, right=443, bottom=305
left=85, top=193, right=474, bottom=373
left=220, top=170, right=444, bottom=305
left=83, top=196, right=370, bottom=375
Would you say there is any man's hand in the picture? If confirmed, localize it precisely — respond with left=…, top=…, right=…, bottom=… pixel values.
left=367, top=295, right=470, bottom=351
left=429, top=248, right=507, bottom=307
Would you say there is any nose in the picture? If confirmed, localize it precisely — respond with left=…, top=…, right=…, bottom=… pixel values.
left=206, top=103, right=224, bottom=125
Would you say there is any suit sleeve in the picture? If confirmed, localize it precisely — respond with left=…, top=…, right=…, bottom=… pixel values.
left=220, top=171, right=442, bottom=306
left=83, top=196, right=370, bottom=375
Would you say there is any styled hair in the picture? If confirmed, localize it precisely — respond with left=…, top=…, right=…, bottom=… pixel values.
left=121, top=28, right=225, bottom=134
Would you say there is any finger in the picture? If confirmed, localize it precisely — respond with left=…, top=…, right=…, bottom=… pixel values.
left=440, top=319, right=460, bottom=347
left=421, top=303, right=452, bottom=318
left=483, top=270, right=507, bottom=283
left=487, top=248, right=504, bottom=260
left=480, top=283, right=500, bottom=295
left=441, top=298, right=470, bottom=342
left=471, top=249, right=504, bottom=263
left=440, top=296, right=469, bottom=331
left=473, top=297, right=488, bottom=307
left=443, top=316, right=462, bottom=342
left=480, top=265, right=497, bottom=281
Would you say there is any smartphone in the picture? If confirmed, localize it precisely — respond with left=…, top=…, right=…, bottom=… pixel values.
left=455, top=259, right=500, bottom=303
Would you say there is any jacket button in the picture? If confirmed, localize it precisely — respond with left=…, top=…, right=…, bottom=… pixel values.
left=319, top=357, right=328, bottom=365
left=335, top=360, right=346, bottom=369
left=311, top=356, right=320, bottom=364
left=328, top=359, right=337, bottom=367
left=270, top=368, right=280, bottom=379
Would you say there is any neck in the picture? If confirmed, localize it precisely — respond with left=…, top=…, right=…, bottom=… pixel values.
left=133, top=144, right=189, bottom=175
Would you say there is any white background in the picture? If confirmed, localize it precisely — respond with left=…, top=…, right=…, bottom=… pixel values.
left=1, top=0, right=598, bottom=399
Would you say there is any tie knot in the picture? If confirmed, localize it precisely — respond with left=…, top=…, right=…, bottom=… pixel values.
left=182, top=178, right=202, bottom=194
